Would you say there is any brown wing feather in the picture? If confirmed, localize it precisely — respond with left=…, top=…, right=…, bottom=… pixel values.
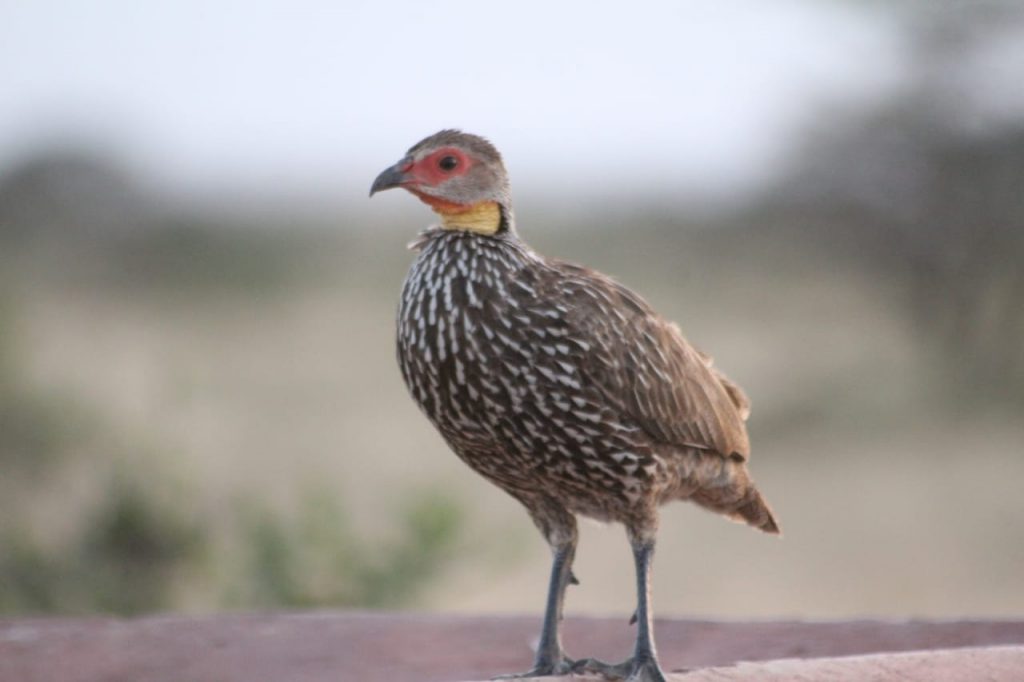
left=549, top=260, right=751, bottom=460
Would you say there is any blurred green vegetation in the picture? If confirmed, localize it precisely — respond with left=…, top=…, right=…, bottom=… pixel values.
left=0, top=288, right=465, bottom=615
left=0, top=297, right=67, bottom=474
left=0, top=473, right=463, bottom=615
left=0, top=476, right=204, bottom=614
left=233, top=490, right=463, bottom=609
left=107, top=221, right=315, bottom=296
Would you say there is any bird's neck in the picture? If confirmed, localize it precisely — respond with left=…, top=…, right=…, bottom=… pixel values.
left=413, top=193, right=506, bottom=236
left=438, top=201, right=502, bottom=235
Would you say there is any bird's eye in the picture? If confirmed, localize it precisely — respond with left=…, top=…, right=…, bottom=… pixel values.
left=438, top=155, right=459, bottom=171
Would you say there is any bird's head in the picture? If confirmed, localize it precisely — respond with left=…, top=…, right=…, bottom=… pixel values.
left=370, top=129, right=512, bottom=235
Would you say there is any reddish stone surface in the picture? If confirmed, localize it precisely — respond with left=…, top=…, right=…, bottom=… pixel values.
left=0, top=612, right=1022, bottom=682
left=655, top=647, right=1024, bottom=682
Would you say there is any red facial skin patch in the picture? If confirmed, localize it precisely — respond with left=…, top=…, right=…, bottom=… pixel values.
left=408, top=147, right=473, bottom=189
left=409, top=190, right=474, bottom=213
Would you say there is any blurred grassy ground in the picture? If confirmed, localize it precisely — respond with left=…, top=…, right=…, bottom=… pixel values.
left=2, top=202, right=1021, bottom=618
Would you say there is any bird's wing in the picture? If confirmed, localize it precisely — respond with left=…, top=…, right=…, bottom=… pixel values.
left=546, top=261, right=751, bottom=460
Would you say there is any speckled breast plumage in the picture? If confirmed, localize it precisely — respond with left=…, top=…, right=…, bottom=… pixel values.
left=396, top=229, right=691, bottom=522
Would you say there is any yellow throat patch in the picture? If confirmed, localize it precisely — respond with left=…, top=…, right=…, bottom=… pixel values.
left=433, top=200, right=502, bottom=235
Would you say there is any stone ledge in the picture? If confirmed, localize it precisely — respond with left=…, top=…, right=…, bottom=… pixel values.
left=2, top=612, right=1023, bottom=682
left=480, top=647, right=1024, bottom=682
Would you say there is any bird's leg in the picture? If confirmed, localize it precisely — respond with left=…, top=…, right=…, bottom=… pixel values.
left=625, top=537, right=668, bottom=681
left=494, top=513, right=578, bottom=679
left=575, top=527, right=668, bottom=682
left=536, top=539, right=578, bottom=670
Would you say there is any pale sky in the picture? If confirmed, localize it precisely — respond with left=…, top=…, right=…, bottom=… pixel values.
left=0, top=1, right=905, bottom=205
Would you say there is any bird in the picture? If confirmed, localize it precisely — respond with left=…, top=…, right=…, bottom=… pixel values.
left=370, top=130, right=779, bottom=682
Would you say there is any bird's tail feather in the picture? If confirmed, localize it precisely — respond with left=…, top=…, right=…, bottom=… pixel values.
left=731, top=487, right=781, bottom=535
left=688, top=463, right=781, bottom=535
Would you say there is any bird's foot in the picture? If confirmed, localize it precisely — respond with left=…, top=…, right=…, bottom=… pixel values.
left=574, top=656, right=668, bottom=682
left=492, top=655, right=577, bottom=679
left=573, top=657, right=631, bottom=679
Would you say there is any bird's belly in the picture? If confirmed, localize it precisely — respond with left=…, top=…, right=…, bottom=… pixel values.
left=398, top=332, right=665, bottom=517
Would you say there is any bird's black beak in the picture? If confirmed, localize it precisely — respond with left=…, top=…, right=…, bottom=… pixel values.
left=369, top=159, right=412, bottom=197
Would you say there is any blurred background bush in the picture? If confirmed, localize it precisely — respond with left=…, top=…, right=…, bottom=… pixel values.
left=1, top=1, right=1022, bottom=618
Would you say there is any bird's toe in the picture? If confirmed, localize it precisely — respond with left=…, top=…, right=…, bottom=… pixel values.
left=575, top=656, right=670, bottom=681
left=574, top=656, right=633, bottom=680
left=624, top=659, right=669, bottom=682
